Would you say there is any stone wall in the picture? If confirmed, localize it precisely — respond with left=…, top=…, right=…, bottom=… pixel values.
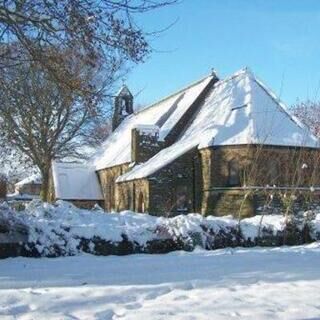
left=97, top=163, right=130, bottom=211
left=113, top=149, right=201, bottom=216
left=131, top=127, right=165, bottom=164
left=49, top=141, right=320, bottom=217
left=200, top=145, right=320, bottom=216
left=147, top=149, right=202, bottom=216
left=121, top=144, right=320, bottom=218
left=116, top=179, right=149, bottom=212
left=202, top=188, right=320, bottom=218
left=200, top=145, right=320, bottom=188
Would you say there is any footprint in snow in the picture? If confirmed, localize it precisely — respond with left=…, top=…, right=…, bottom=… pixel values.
left=124, top=302, right=142, bottom=310
left=144, top=287, right=172, bottom=300
left=173, top=295, right=189, bottom=301
left=94, top=309, right=116, bottom=320
left=0, top=304, right=30, bottom=315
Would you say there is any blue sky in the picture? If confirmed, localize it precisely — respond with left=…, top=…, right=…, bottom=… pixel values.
left=125, top=0, right=320, bottom=108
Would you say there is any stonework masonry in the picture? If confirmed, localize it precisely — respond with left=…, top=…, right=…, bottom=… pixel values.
left=97, top=163, right=130, bottom=212
left=131, top=127, right=165, bottom=164
left=50, top=143, right=320, bottom=218
left=116, top=179, right=149, bottom=212
left=147, top=149, right=201, bottom=216
left=199, top=145, right=320, bottom=217
left=115, top=144, right=320, bottom=218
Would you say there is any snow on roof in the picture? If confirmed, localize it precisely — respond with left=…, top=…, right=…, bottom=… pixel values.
left=117, top=139, right=198, bottom=182
left=92, top=75, right=214, bottom=170
left=7, top=192, right=40, bottom=201
left=117, top=68, right=320, bottom=182
left=52, top=161, right=103, bottom=200
left=117, top=85, right=132, bottom=97
left=190, top=68, right=319, bottom=148
left=15, top=174, right=42, bottom=186
left=134, top=124, right=159, bottom=130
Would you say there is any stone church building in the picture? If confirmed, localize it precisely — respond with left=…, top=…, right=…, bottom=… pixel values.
left=49, top=68, right=320, bottom=217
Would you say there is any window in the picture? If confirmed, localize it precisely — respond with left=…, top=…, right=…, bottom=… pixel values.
left=120, top=97, right=132, bottom=115
left=176, top=185, right=189, bottom=212
left=268, top=159, right=279, bottom=184
left=138, top=192, right=145, bottom=213
left=109, top=184, right=114, bottom=210
left=228, top=159, right=240, bottom=186
left=127, top=189, right=132, bottom=210
left=132, top=184, right=136, bottom=211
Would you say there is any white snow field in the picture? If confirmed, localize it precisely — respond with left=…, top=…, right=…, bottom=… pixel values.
left=1, top=244, right=320, bottom=320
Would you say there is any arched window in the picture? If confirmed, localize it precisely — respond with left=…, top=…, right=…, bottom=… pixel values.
left=109, top=184, right=114, bottom=211
left=138, top=192, right=145, bottom=213
left=268, top=159, right=279, bottom=184
left=228, top=159, right=240, bottom=186
left=132, top=184, right=136, bottom=211
left=120, top=97, right=132, bottom=115
left=176, top=185, right=188, bottom=212
left=127, top=189, right=132, bottom=210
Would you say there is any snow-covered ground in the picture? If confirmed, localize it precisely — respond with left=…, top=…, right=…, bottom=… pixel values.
left=1, top=244, right=320, bottom=320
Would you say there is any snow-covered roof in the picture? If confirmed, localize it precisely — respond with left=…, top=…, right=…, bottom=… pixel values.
left=117, top=68, right=319, bottom=182
left=92, top=75, right=214, bottom=170
left=15, top=174, right=42, bottom=186
left=6, top=192, right=40, bottom=201
left=117, top=85, right=133, bottom=97
left=52, top=161, right=103, bottom=200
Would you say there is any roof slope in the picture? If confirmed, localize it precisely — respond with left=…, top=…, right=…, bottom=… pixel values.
left=92, top=75, right=214, bottom=170
left=52, top=162, right=103, bottom=200
left=118, top=68, right=319, bottom=182
left=15, top=174, right=42, bottom=186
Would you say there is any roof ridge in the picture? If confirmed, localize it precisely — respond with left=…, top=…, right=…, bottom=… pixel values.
left=211, top=67, right=249, bottom=90
left=134, top=73, right=214, bottom=115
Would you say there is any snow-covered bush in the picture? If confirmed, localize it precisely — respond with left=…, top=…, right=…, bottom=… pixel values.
left=1, top=200, right=320, bottom=258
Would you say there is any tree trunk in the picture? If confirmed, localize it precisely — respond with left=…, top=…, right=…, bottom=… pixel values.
left=0, top=177, right=7, bottom=199
left=40, top=169, right=50, bottom=202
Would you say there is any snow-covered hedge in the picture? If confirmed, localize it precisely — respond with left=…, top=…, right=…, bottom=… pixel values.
left=0, top=200, right=320, bottom=258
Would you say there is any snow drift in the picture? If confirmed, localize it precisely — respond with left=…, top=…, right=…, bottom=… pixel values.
left=0, top=200, right=320, bottom=258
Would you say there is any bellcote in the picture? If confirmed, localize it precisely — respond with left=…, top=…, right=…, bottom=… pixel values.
left=112, top=85, right=133, bottom=131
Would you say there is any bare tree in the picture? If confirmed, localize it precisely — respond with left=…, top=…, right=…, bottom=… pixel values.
left=0, top=56, right=103, bottom=200
left=0, top=0, right=177, bottom=86
left=84, top=118, right=113, bottom=148
left=0, top=0, right=177, bottom=200
left=292, top=100, right=320, bottom=137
